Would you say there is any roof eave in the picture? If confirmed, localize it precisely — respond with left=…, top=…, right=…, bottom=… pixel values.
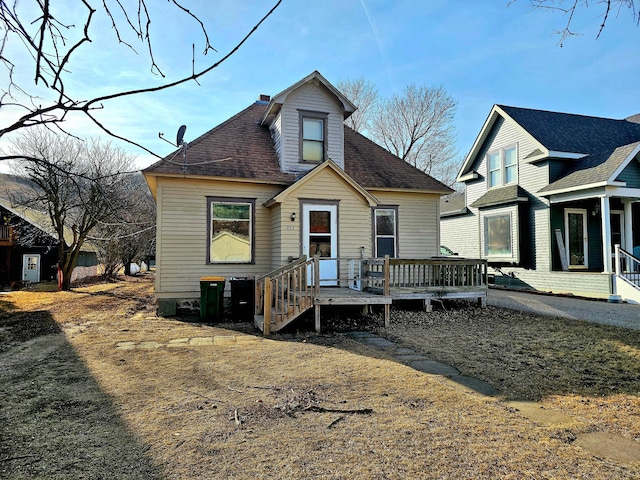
left=538, top=180, right=626, bottom=197
left=366, top=186, right=454, bottom=195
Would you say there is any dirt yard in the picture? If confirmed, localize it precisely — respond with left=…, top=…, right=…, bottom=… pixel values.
left=1, top=276, right=640, bottom=478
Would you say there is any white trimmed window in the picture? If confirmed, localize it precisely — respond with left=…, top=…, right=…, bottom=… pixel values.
left=374, top=207, right=397, bottom=258
left=487, top=146, right=517, bottom=188
left=485, top=214, right=512, bottom=256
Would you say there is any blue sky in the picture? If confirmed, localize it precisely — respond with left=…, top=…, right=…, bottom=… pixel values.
left=2, top=0, right=640, bottom=176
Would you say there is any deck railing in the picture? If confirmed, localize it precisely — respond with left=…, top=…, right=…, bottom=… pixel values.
left=255, top=256, right=317, bottom=334
left=255, top=255, right=488, bottom=334
left=0, top=225, right=13, bottom=243
left=362, top=256, right=488, bottom=293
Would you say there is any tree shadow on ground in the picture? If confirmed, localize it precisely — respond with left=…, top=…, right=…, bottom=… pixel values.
left=0, top=307, right=162, bottom=479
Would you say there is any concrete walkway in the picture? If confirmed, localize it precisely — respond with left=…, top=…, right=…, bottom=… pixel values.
left=488, top=287, right=640, bottom=330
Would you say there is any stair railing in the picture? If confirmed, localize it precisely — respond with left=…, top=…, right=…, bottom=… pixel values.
left=614, top=244, right=640, bottom=287
left=255, top=255, right=317, bottom=334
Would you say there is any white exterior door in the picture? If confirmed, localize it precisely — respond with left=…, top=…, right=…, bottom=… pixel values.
left=565, top=209, right=588, bottom=268
left=302, top=204, right=338, bottom=286
left=22, top=254, right=41, bottom=283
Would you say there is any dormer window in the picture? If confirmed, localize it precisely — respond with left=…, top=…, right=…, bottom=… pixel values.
left=300, top=111, right=327, bottom=163
left=487, top=145, right=517, bottom=188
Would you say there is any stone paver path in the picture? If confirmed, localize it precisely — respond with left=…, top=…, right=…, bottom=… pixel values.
left=344, top=331, right=640, bottom=465
left=116, top=334, right=263, bottom=350
left=115, top=328, right=640, bottom=465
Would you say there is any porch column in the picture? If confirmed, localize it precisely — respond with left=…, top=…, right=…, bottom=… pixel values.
left=601, top=196, right=612, bottom=273
left=624, top=200, right=634, bottom=253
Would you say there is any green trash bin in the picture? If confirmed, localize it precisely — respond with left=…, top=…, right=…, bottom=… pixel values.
left=199, top=276, right=225, bottom=322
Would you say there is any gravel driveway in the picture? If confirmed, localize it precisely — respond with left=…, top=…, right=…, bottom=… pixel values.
left=488, top=287, right=640, bottom=330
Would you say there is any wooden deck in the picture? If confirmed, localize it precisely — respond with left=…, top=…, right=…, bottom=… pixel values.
left=314, top=287, right=392, bottom=333
left=254, top=255, right=488, bottom=335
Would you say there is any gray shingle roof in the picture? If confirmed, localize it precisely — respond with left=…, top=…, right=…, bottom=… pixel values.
left=470, top=184, right=529, bottom=208
left=440, top=192, right=466, bottom=216
left=539, top=141, right=640, bottom=194
left=145, top=102, right=453, bottom=194
left=499, top=105, right=640, bottom=155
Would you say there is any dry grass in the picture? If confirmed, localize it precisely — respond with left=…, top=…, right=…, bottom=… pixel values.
left=1, top=276, right=639, bottom=479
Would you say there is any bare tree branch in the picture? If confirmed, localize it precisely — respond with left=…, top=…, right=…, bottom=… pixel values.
left=0, top=1, right=282, bottom=161
left=515, top=0, right=638, bottom=45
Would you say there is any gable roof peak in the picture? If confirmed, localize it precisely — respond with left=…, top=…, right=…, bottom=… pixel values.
left=260, top=70, right=356, bottom=126
left=626, top=113, right=640, bottom=124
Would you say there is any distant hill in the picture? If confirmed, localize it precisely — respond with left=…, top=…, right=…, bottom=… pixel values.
left=0, top=173, right=38, bottom=200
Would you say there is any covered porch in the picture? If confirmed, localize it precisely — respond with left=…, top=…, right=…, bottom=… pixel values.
left=547, top=190, right=640, bottom=275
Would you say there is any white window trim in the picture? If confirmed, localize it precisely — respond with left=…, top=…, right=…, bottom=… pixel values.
left=373, top=207, right=398, bottom=258
left=483, top=213, right=513, bottom=258
left=486, top=144, right=518, bottom=188
left=564, top=208, right=589, bottom=269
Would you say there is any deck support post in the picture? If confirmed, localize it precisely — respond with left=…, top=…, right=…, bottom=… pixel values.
left=263, top=278, right=272, bottom=336
left=314, top=304, right=321, bottom=333
left=383, top=255, right=390, bottom=327
left=423, top=299, right=432, bottom=312
left=478, top=296, right=486, bottom=308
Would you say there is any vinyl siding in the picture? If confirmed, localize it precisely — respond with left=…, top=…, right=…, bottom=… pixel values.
left=278, top=83, right=345, bottom=173
left=492, top=268, right=612, bottom=298
left=444, top=113, right=552, bottom=269
left=440, top=213, right=480, bottom=257
left=276, top=168, right=372, bottom=264
left=616, top=159, right=640, bottom=187
left=372, top=191, right=441, bottom=257
left=155, top=177, right=281, bottom=299
left=270, top=112, right=283, bottom=170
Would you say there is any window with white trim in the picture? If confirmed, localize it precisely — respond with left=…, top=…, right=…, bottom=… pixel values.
left=487, top=146, right=517, bottom=188
left=484, top=214, right=512, bottom=256
left=374, top=207, right=397, bottom=258
left=207, top=198, right=254, bottom=263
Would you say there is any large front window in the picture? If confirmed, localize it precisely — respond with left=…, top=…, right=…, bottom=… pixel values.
left=374, top=207, right=397, bottom=257
left=300, top=111, right=327, bottom=162
left=485, top=214, right=511, bottom=256
left=208, top=198, right=254, bottom=263
left=487, top=146, right=517, bottom=188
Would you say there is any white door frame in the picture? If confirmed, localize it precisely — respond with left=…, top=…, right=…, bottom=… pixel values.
left=22, top=254, right=41, bottom=283
left=564, top=208, right=588, bottom=268
left=302, top=203, right=338, bottom=286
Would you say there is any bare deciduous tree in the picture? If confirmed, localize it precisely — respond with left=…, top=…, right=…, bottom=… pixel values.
left=92, top=173, right=156, bottom=279
left=10, top=128, right=136, bottom=290
left=514, top=0, right=640, bottom=45
left=0, top=1, right=281, bottom=159
left=337, top=77, right=378, bottom=133
left=340, top=79, right=458, bottom=187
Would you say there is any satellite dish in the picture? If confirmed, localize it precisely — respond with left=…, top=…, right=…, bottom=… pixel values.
left=176, top=125, right=187, bottom=146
